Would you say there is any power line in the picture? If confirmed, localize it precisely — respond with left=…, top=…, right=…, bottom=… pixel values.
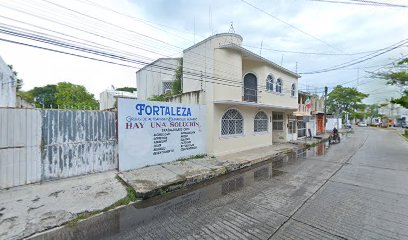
left=240, top=0, right=343, bottom=53
left=308, top=0, right=408, bottom=8
left=0, top=26, right=302, bottom=95
left=243, top=44, right=391, bottom=56
left=299, top=39, right=408, bottom=74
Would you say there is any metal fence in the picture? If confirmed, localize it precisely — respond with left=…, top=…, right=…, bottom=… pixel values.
left=0, top=108, right=118, bottom=189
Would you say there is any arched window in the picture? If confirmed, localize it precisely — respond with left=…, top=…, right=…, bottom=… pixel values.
left=266, top=74, right=274, bottom=91
left=221, top=109, right=244, bottom=136
left=254, top=111, right=268, bottom=133
left=276, top=78, right=282, bottom=93
left=243, top=73, right=257, bottom=102
left=291, top=83, right=296, bottom=96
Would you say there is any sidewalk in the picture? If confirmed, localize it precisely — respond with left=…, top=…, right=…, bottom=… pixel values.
left=0, top=171, right=127, bottom=240
left=1, top=135, right=329, bottom=239
left=119, top=143, right=301, bottom=199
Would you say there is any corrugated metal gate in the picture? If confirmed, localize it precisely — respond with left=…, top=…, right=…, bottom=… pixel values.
left=0, top=108, right=42, bottom=188
left=0, top=108, right=117, bottom=189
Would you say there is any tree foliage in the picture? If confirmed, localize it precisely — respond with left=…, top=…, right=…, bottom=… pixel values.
left=55, top=82, right=98, bottom=109
left=391, top=90, right=408, bottom=108
left=326, top=85, right=369, bottom=118
left=116, top=87, right=137, bottom=93
left=172, top=58, right=183, bottom=95
left=25, top=84, right=57, bottom=108
left=148, top=92, right=172, bottom=102
left=374, top=57, right=408, bottom=108
left=19, top=82, right=98, bottom=109
left=7, top=64, right=23, bottom=91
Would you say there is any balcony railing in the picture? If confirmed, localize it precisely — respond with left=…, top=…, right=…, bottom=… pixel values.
left=298, top=104, right=309, bottom=113
left=243, top=87, right=257, bottom=103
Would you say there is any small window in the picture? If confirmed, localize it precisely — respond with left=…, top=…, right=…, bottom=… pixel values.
left=266, top=74, right=274, bottom=91
left=272, top=112, right=284, bottom=130
left=291, top=83, right=296, bottom=97
left=254, top=111, right=268, bottom=132
left=162, top=81, right=173, bottom=94
left=276, top=79, right=282, bottom=93
left=221, top=109, right=244, bottom=136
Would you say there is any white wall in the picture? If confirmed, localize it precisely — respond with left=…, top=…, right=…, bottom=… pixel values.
left=137, top=58, right=180, bottom=100
left=326, top=117, right=342, bottom=130
left=211, top=105, right=273, bottom=155
left=0, top=108, right=118, bottom=189
left=0, top=56, right=16, bottom=107
left=99, top=90, right=137, bottom=110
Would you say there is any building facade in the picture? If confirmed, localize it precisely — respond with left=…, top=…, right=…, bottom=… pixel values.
left=136, top=58, right=180, bottom=100
left=99, top=90, right=137, bottom=110
left=293, top=91, right=325, bottom=138
left=138, top=33, right=300, bottom=156
left=0, top=56, right=16, bottom=108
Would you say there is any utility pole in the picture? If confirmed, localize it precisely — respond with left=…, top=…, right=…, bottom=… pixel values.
left=324, top=86, right=328, bottom=131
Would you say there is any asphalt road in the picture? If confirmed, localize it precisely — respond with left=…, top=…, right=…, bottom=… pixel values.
left=113, top=127, right=408, bottom=240
left=34, top=127, right=408, bottom=240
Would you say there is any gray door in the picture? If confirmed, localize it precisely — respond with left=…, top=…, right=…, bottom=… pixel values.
left=244, top=73, right=257, bottom=102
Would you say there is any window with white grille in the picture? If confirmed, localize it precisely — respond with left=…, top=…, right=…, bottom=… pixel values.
left=276, top=79, right=282, bottom=93
left=162, top=81, right=173, bottom=94
left=272, top=112, right=284, bottom=130
left=254, top=111, right=268, bottom=133
left=266, top=74, right=274, bottom=91
left=221, top=109, right=243, bottom=136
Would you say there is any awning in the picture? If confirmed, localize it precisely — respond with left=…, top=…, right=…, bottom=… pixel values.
left=293, top=111, right=312, bottom=117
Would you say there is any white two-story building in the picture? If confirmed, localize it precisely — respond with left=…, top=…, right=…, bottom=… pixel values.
left=137, top=33, right=300, bottom=156
left=0, top=56, right=16, bottom=108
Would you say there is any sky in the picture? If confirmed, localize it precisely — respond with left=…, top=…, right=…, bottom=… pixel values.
left=0, top=0, right=407, bottom=104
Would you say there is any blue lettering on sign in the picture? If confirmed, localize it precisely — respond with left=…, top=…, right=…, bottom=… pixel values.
left=135, top=103, right=192, bottom=116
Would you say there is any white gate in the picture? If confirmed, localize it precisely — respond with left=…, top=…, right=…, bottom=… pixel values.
left=0, top=108, right=42, bottom=188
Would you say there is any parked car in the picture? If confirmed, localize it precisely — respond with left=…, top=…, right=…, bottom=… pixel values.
left=345, top=123, right=352, bottom=128
left=358, top=122, right=367, bottom=127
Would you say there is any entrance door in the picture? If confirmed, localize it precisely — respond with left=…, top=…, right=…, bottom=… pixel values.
left=243, top=73, right=257, bottom=102
left=316, top=115, right=324, bottom=134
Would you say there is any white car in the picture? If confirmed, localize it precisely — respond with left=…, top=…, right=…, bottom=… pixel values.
left=358, top=122, right=368, bottom=127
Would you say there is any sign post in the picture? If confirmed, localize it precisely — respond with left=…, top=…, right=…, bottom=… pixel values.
left=118, top=98, right=206, bottom=171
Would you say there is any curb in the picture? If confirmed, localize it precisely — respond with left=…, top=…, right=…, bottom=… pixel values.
left=130, top=137, right=334, bottom=200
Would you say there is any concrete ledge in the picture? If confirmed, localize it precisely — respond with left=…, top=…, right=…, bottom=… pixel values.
left=121, top=143, right=301, bottom=199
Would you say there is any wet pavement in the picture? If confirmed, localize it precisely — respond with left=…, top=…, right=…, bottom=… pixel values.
left=31, top=127, right=408, bottom=240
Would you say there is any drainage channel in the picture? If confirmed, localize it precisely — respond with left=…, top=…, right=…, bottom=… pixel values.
left=29, top=139, right=343, bottom=240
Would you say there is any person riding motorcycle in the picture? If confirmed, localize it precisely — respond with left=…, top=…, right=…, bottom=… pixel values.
left=331, top=127, right=340, bottom=143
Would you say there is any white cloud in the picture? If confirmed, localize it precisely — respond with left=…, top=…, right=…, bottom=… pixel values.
left=0, top=0, right=406, bottom=102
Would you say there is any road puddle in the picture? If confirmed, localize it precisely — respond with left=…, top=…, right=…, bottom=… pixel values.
left=30, top=140, right=340, bottom=240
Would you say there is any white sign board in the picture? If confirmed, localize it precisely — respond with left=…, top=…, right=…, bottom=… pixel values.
left=118, top=98, right=206, bottom=171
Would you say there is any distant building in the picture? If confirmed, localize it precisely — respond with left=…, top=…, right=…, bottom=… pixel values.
left=16, top=95, right=35, bottom=108
left=293, top=91, right=325, bottom=138
left=99, top=90, right=137, bottom=110
left=0, top=56, right=16, bottom=107
left=136, top=58, right=181, bottom=100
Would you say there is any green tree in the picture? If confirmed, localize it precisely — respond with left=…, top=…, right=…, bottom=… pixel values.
left=374, top=57, right=408, bottom=107
left=326, top=85, right=369, bottom=120
left=116, top=87, right=137, bottom=93
left=7, top=64, right=23, bottom=91
left=172, top=58, right=183, bottom=95
left=148, top=92, right=172, bottom=102
left=55, top=82, right=98, bottom=109
left=26, top=84, right=57, bottom=108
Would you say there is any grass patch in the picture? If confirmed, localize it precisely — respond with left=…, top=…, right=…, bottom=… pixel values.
left=67, top=175, right=138, bottom=227
left=403, top=134, right=408, bottom=139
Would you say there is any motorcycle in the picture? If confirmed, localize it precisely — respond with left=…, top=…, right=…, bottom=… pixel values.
left=329, top=132, right=341, bottom=144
